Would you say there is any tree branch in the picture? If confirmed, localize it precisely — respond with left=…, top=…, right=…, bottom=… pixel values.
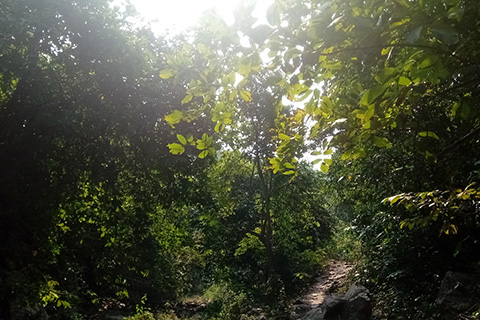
left=441, top=126, right=480, bottom=155
left=317, top=43, right=472, bottom=66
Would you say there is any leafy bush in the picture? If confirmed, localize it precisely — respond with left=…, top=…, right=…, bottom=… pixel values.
left=202, top=283, right=255, bottom=320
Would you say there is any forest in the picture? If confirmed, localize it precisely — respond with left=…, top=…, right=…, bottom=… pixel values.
left=1, top=0, right=479, bottom=319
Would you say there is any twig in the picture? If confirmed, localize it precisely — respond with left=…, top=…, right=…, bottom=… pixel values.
left=441, top=126, right=480, bottom=155
left=317, top=43, right=472, bottom=66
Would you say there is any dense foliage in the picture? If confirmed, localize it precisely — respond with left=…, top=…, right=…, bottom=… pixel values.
left=1, top=0, right=480, bottom=319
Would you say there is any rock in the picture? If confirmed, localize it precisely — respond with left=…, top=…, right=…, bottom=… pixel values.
left=340, top=285, right=372, bottom=320
left=294, top=304, right=313, bottom=314
left=343, top=284, right=369, bottom=300
left=101, top=310, right=131, bottom=320
left=322, top=294, right=345, bottom=318
left=436, top=271, right=480, bottom=313
left=302, top=307, right=325, bottom=320
left=301, top=284, right=372, bottom=320
left=247, top=307, right=264, bottom=316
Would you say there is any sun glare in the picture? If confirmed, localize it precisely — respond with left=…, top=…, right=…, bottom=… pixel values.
left=114, top=0, right=272, bottom=34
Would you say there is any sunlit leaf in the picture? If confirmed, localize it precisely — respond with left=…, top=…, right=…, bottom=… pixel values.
left=165, top=110, right=183, bottom=127
left=181, top=94, right=193, bottom=104
left=381, top=47, right=391, bottom=55
left=240, top=90, right=253, bottom=102
left=398, top=76, right=411, bottom=86
left=284, top=162, right=295, bottom=169
left=418, top=131, right=439, bottom=139
left=320, top=162, right=329, bottom=173
left=167, top=143, right=185, bottom=155
left=159, top=69, right=176, bottom=79
left=383, top=194, right=403, bottom=206
left=177, top=134, right=187, bottom=145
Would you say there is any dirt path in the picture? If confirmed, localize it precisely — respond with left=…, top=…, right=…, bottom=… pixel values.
left=298, top=260, right=354, bottom=307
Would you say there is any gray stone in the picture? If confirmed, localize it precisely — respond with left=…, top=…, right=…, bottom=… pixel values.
left=302, top=307, right=325, bottom=320
left=436, top=271, right=480, bottom=312
left=301, top=284, right=371, bottom=320
left=322, top=294, right=345, bottom=319
left=341, top=284, right=372, bottom=320
left=294, top=304, right=313, bottom=314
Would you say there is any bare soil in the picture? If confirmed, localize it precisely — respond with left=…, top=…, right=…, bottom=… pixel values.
left=298, top=260, right=354, bottom=307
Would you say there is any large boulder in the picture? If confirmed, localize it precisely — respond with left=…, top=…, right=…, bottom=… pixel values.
left=436, top=271, right=480, bottom=313
left=301, top=285, right=372, bottom=320
left=339, top=284, right=372, bottom=320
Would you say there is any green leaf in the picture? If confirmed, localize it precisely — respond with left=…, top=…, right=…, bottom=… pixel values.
left=283, top=170, right=295, bottom=175
left=447, top=6, right=465, bottom=22
left=398, top=76, right=411, bottom=86
left=167, top=143, right=185, bottom=155
left=214, top=122, right=224, bottom=133
left=432, top=27, right=459, bottom=45
left=406, top=26, right=422, bottom=44
left=250, top=24, right=272, bottom=44
left=278, top=133, right=290, bottom=141
left=419, top=57, right=435, bottom=69
left=159, top=69, right=176, bottom=79
left=352, top=148, right=367, bottom=159
left=373, top=136, right=390, bottom=148
left=266, top=3, right=281, bottom=26
left=284, top=162, right=295, bottom=169
left=269, top=157, right=281, bottom=174
left=362, top=84, right=387, bottom=106
left=240, top=90, right=253, bottom=102
left=418, top=131, right=439, bottom=139
left=165, top=110, right=183, bottom=127
left=266, top=76, right=283, bottom=86
left=341, top=151, right=352, bottom=161
left=238, top=58, right=252, bottom=76
left=181, top=94, right=193, bottom=104
left=197, top=133, right=212, bottom=150
left=383, top=194, right=403, bottom=206
left=229, top=72, right=236, bottom=85
left=320, top=162, right=329, bottom=173
left=177, top=134, right=187, bottom=145
left=198, top=150, right=208, bottom=158
left=365, top=105, right=375, bottom=120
